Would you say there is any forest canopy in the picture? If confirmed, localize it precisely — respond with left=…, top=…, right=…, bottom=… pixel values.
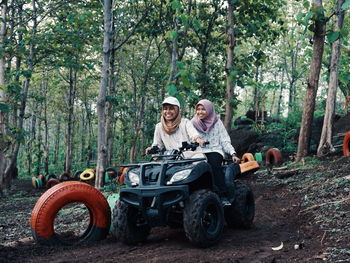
left=0, top=0, right=349, bottom=193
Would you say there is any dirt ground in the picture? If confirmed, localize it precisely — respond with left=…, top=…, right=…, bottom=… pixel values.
left=1, top=153, right=350, bottom=263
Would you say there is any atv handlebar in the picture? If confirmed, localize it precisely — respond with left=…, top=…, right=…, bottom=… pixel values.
left=179, top=141, right=209, bottom=152
left=146, top=141, right=209, bottom=155
left=146, top=145, right=161, bottom=155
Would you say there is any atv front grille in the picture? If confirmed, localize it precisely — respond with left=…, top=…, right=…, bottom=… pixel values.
left=141, top=165, right=162, bottom=185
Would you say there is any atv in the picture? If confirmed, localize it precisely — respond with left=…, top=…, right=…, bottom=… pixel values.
left=112, top=142, right=255, bottom=248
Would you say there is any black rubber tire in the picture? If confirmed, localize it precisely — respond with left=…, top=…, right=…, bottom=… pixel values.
left=225, top=181, right=255, bottom=229
left=183, top=190, right=224, bottom=248
left=45, top=178, right=60, bottom=189
left=112, top=200, right=150, bottom=245
left=74, top=170, right=83, bottom=179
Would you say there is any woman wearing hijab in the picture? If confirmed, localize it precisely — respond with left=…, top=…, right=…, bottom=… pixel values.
left=192, top=99, right=240, bottom=202
left=147, top=96, right=205, bottom=152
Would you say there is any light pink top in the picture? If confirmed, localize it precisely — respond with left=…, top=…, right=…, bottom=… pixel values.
left=152, top=118, right=199, bottom=150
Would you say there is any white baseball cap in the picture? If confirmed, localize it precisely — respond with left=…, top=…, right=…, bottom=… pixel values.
left=162, top=97, right=180, bottom=108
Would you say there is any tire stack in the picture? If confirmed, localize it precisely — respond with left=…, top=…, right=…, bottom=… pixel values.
left=31, top=174, right=46, bottom=189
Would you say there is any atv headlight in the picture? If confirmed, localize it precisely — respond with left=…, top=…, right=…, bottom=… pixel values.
left=168, top=169, right=192, bottom=185
left=128, top=171, right=139, bottom=185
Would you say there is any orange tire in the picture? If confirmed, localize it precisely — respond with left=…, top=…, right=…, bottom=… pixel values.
left=239, top=161, right=259, bottom=174
left=119, top=167, right=129, bottom=185
left=30, top=181, right=110, bottom=246
left=241, top=153, right=255, bottom=163
left=265, top=148, right=283, bottom=165
left=343, top=131, right=350, bottom=157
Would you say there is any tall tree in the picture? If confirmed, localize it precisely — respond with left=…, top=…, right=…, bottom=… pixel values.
left=96, top=0, right=112, bottom=188
left=317, top=0, right=346, bottom=156
left=4, top=0, right=37, bottom=185
left=0, top=0, right=8, bottom=196
left=296, top=0, right=326, bottom=161
left=223, top=0, right=235, bottom=131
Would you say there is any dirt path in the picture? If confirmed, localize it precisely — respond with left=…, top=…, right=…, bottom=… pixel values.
left=0, top=177, right=324, bottom=263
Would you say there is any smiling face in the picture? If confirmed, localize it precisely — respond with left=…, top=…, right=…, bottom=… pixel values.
left=162, top=104, right=179, bottom=121
left=196, top=104, right=208, bottom=120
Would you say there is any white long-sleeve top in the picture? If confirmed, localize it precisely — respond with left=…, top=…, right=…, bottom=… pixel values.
left=196, top=119, right=236, bottom=157
left=152, top=118, right=200, bottom=150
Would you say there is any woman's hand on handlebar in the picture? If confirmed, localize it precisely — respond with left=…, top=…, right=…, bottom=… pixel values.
left=145, top=146, right=152, bottom=155
left=196, top=138, right=207, bottom=147
left=232, top=155, right=241, bottom=163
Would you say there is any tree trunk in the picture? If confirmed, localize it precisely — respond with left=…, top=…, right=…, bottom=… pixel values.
left=283, top=37, right=300, bottom=118
left=130, top=96, right=145, bottom=162
left=345, top=92, right=350, bottom=114
left=223, top=1, right=235, bottom=131
left=105, top=18, right=115, bottom=167
left=253, top=66, right=259, bottom=122
left=64, top=68, right=76, bottom=174
left=96, top=0, right=112, bottom=188
left=54, top=118, right=60, bottom=166
left=4, top=0, right=36, bottom=184
left=0, top=0, right=8, bottom=196
left=43, top=77, right=49, bottom=174
left=27, top=114, right=36, bottom=176
left=296, top=0, right=326, bottom=162
left=277, top=67, right=285, bottom=117
left=36, top=109, right=42, bottom=176
left=317, top=0, right=345, bottom=156
left=199, top=54, right=209, bottom=97
left=167, top=17, right=179, bottom=87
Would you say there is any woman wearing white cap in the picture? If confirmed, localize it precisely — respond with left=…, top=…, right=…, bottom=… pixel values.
left=146, top=96, right=205, bottom=152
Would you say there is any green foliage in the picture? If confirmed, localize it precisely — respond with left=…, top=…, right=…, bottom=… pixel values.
left=166, top=84, right=177, bottom=96
left=342, top=0, right=350, bottom=10
left=0, top=102, right=9, bottom=113
left=264, top=120, right=297, bottom=154
left=4, top=0, right=349, bottom=181
left=327, top=31, right=340, bottom=44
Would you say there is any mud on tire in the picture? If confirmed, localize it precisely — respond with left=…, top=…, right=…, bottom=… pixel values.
left=112, top=200, right=150, bottom=245
left=225, top=180, right=255, bottom=229
left=183, top=190, right=224, bottom=248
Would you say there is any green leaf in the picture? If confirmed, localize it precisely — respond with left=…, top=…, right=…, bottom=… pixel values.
left=192, top=18, right=201, bottom=31
left=342, top=0, right=350, bottom=10
left=179, top=14, right=188, bottom=26
left=302, top=11, right=314, bottom=26
left=0, top=102, right=9, bottom=113
left=166, top=30, right=178, bottom=40
left=237, top=80, right=244, bottom=88
left=167, top=84, right=177, bottom=96
left=303, top=0, right=310, bottom=9
left=327, top=31, right=340, bottom=43
left=339, top=28, right=349, bottom=37
left=296, top=13, right=305, bottom=21
left=170, top=0, right=181, bottom=10
left=21, top=70, right=32, bottom=78
left=176, top=61, right=185, bottom=70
